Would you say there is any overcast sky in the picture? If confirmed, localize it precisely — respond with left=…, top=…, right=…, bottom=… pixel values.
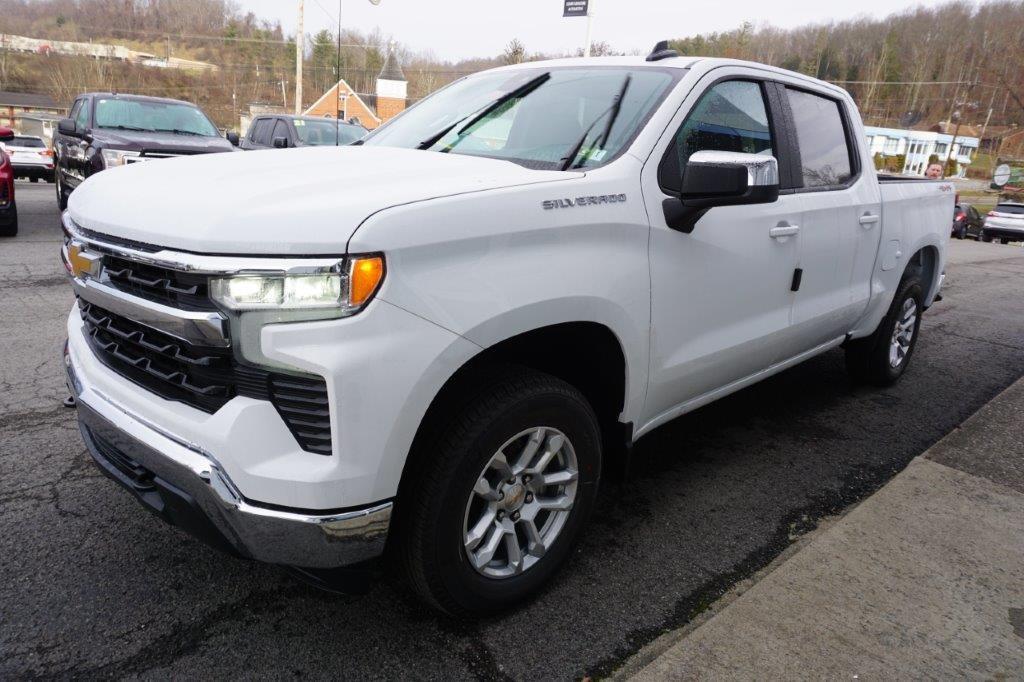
left=238, top=0, right=964, bottom=62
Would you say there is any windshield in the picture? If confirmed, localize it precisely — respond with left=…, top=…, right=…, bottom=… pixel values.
left=294, top=119, right=365, bottom=145
left=364, top=67, right=679, bottom=170
left=995, top=204, right=1024, bottom=215
left=95, top=99, right=219, bottom=137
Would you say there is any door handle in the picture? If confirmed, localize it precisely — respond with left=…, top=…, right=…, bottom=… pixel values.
left=859, top=214, right=880, bottom=227
left=769, top=225, right=800, bottom=239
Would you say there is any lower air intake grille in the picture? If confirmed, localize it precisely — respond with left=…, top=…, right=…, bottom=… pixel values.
left=79, top=299, right=333, bottom=455
left=268, top=377, right=333, bottom=455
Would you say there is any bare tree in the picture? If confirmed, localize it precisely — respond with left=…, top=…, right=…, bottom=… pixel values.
left=502, top=38, right=526, bottom=65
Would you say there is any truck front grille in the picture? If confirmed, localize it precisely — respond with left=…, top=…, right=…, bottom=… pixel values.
left=103, top=254, right=216, bottom=311
left=79, top=299, right=333, bottom=455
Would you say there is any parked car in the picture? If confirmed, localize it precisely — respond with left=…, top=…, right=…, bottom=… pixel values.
left=1, top=134, right=55, bottom=182
left=53, top=92, right=236, bottom=210
left=61, top=48, right=952, bottom=616
left=0, top=127, right=16, bottom=237
left=952, top=202, right=983, bottom=239
left=982, top=202, right=1024, bottom=244
left=240, top=114, right=367, bottom=150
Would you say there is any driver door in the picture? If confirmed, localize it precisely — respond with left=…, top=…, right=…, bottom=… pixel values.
left=640, top=73, right=804, bottom=428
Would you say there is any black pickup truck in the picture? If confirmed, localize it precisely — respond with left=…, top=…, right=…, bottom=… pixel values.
left=53, top=93, right=237, bottom=210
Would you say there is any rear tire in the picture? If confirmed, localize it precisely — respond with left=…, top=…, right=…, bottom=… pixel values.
left=1000, top=238, right=1010, bottom=245
left=845, top=272, right=924, bottom=387
left=396, top=366, right=601, bottom=617
left=30, top=177, right=38, bottom=183
left=982, top=233, right=993, bottom=243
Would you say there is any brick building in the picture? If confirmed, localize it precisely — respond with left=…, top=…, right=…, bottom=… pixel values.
left=375, top=44, right=407, bottom=123
left=303, top=44, right=407, bottom=129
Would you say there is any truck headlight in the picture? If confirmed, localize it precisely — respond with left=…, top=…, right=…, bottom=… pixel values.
left=100, top=149, right=141, bottom=167
left=210, top=255, right=384, bottom=317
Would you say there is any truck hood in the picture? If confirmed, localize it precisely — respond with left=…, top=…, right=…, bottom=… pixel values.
left=95, top=129, right=236, bottom=154
left=68, top=146, right=570, bottom=254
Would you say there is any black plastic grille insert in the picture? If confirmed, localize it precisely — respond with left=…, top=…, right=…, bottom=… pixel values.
left=79, top=300, right=332, bottom=455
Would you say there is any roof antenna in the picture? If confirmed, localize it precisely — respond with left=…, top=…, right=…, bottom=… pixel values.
left=646, top=40, right=679, bottom=62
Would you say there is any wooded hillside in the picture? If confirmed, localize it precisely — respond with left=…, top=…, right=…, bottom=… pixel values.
left=2, top=0, right=1024, bottom=135
left=669, top=1, right=1024, bottom=131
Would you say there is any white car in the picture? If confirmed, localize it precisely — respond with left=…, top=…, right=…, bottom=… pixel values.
left=61, top=46, right=952, bottom=616
left=1, top=134, right=54, bottom=182
left=982, top=201, right=1024, bottom=244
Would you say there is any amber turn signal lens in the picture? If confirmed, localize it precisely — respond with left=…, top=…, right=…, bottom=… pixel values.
left=349, top=256, right=384, bottom=306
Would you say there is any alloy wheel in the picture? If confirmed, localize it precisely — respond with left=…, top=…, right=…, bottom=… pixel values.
left=889, top=296, right=917, bottom=368
left=462, top=426, right=579, bottom=579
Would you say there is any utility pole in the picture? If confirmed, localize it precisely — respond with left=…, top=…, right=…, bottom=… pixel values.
left=583, top=0, right=594, bottom=57
left=295, top=0, right=304, bottom=115
left=945, top=72, right=978, bottom=177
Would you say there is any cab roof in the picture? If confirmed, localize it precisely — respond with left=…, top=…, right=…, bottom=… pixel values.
left=492, top=55, right=849, bottom=98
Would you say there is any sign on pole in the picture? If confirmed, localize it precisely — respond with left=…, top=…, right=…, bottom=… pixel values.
left=994, top=164, right=1011, bottom=187
left=563, top=0, right=589, bottom=17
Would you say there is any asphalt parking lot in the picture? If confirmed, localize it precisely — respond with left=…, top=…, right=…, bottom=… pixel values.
left=3, top=180, right=1024, bottom=679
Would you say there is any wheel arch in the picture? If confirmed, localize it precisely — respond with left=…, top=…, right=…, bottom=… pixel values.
left=909, top=243, right=941, bottom=306
left=390, top=320, right=633, bottom=538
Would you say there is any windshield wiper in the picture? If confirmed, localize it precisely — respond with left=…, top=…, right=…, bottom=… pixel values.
left=154, top=129, right=207, bottom=137
left=417, top=72, right=551, bottom=151
left=100, top=124, right=153, bottom=133
left=560, top=74, right=632, bottom=171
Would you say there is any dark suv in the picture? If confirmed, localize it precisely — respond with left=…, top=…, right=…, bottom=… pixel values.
left=53, top=93, right=237, bottom=209
left=240, top=115, right=367, bottom=150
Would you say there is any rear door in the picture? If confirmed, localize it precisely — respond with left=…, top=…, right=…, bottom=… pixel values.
left=642, top=71, right=805, bottom=423
left=781, top=84, right=882, bottom=349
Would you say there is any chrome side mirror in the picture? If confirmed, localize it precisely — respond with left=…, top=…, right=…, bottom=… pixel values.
left=665, top=151, right=780, bottom=233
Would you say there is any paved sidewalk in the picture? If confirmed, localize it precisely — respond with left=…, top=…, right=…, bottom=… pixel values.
left=623, top=378, right=1024, bottom=680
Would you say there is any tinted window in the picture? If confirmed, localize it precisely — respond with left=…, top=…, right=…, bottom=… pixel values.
left=12, top=136, right=45, bottom=147
left=295, top=118, right=365, bottom=145
left=271, top=119, right=289, bottom=144
left=786, top=88, right=853, bottom=188
left=247, top=118, right=263, bottom=141
left=75, top=99, right=90, bottom=128
left=251, top=119, right=272, bottom=146
left=661, top=80, right=773, bottom=193
left=68, top=99, right=82, bottom=125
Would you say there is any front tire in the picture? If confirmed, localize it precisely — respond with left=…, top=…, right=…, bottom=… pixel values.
left=55, top=172, right=68, bottom=210
left=397, top=367, right=601, bottom=617
left=982, top=233, right=993, bottom=243
left=845, top=273, right=924, bottom=386
left=0, top=202, right=18, bottom=237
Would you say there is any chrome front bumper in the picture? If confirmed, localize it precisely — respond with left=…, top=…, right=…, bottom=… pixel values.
left=66, top=346, right=392, bottom=568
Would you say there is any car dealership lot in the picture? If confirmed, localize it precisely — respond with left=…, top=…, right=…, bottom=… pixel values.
left=3, top=181, right=1024, bottom=679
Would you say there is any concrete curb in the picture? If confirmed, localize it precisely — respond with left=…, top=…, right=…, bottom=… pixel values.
left=616, top=376, right=1024, bottom=679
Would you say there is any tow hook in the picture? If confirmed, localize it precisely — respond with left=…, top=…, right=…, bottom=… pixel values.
left=63, top=395, right=76, bottom=408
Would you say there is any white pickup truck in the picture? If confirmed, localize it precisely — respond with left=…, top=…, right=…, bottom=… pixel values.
left=62, top=47, right=951, bottom=616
